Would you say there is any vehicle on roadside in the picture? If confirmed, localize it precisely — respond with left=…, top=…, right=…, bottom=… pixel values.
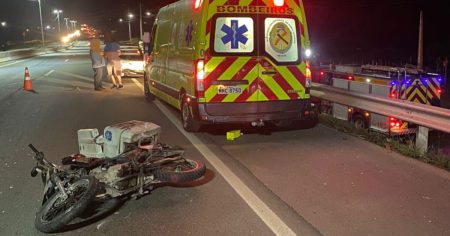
left=29, top=121, right=206, bottom=233
left=120, top=52, right=144, bottom=77
left=144, top=0, right=314, bottom=132
left=315, top=64, right=443, bottom=135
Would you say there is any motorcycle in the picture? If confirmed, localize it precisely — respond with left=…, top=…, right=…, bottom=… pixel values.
left=29, top=121, right=206, bottom=233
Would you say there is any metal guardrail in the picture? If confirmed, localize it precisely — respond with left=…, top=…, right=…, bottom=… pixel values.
left=311, top=82, right=450, bottom=133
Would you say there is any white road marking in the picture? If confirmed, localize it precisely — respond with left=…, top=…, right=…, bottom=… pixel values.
left=65, top=59, right=70, bottom=62
left=0, top=59, right=27, bottom=68
left=44, top=70, right=55, bottom=77
left=131, top=79, right=296, bottom=236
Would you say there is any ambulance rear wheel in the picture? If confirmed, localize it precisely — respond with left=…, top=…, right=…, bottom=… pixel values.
left=181, top=99, right=201, bottom=132
left=144, top=73, right=155, bottom=101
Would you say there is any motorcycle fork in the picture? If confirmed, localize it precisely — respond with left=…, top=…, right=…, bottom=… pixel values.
left=132, top=166, right=151, bottom=199
left=52, top=175, right=69, bottom=200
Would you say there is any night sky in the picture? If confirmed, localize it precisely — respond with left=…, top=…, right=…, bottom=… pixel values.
left=1, top=0, right=449, bottom=68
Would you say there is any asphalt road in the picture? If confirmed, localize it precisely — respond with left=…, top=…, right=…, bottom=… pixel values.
left=1, top=41, right=450, bottom=236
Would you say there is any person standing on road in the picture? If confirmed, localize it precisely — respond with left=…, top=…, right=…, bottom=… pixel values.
left=89, top=38, right=106, bottom=91
left=104, top=35, right=123, bottom=89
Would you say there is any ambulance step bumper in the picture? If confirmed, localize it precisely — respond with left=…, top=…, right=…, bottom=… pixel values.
left=197, top=100, right=308, bottom=124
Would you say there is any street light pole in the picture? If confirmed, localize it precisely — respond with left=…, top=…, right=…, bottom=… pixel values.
left=53, top=9, right=62, bottom=33
left=64, top=18, right=69, bottom=33
left=139, top=0, right=143, bottom=40
left=38, top=0, right=45, bottom=47
left=128, top=14, right=134, bottom=41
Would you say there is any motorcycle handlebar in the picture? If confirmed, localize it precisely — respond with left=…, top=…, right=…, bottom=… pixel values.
left=28, top=144, right=39, bottom=154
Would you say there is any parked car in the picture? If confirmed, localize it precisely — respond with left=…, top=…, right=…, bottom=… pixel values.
left=120, top=52, right=144, bottom=77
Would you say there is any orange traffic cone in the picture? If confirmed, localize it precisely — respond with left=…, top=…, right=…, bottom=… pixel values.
left=23, top=67, right=33, bottom=91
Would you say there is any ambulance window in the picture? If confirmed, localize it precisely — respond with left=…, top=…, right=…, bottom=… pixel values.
left=264, top=18, right=299, bottom=63
left=178, top=20, right=194, bottom=49
left=155, top=20, right=171, bottom=49
left=170, top=22, right=177, bottom=50
left=149, top=25, right=157, bottom=52
left=213, top=17, right=254, bottom=54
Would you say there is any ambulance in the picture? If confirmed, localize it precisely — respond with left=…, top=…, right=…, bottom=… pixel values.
left=144, top=0, right=313, bottom=131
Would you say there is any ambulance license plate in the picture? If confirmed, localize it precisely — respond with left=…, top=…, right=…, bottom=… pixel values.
left=218, top=86, right=242, bottom=95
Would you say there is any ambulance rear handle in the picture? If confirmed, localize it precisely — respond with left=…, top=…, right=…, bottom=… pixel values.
left=262, top=71, right=277, bottom=75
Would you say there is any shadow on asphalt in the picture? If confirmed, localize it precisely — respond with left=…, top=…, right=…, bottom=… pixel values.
left=56, top=169, right=214, bottom=233
left=201, top=119, right=319, bottom=136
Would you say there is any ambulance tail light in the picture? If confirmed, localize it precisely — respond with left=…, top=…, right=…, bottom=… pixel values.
left=274, top=0, right=284, bottom=7
left=195, top=59, right=205, bottom=97
left=306, top=67, right=312, bottom=79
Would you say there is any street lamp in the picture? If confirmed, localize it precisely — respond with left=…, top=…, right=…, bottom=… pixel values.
left=53, top=9, right=63, bottom=33
left=64, top=18, right=69, bottom=33
left=128, top=14, right=134, bottom=41
left=1, top=22, right=6, bottom=27
left=70, top=20, right=77, bottom=31
left=119, top=14, right=134, bottom=41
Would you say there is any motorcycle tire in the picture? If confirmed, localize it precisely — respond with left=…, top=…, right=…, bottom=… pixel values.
left=154, top=159, right=206, bottom=183
left=35, top=176, right=99, bottom=233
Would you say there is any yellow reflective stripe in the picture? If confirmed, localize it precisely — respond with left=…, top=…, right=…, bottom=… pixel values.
left=247, top=90, right=260, bottom=102
left=277, top=66, right=303, bottom=91
left=410, top=89, right=427, bottom=102
left=205, top=57, right=224, bottom=75
left=256, top=91, right=268, bottom=102
left=260, top=70, right=290, bottom=100
left=427, top=82, right=439, bottom=98
left=222, top=65, right=259, bottom=102
left=205, top=58, right=250, bottom=102
left=205, top=86, right=216, bottom=102
left=217, top=57, right=250, bottom=81
left=208, top=0, right=226, bottom=21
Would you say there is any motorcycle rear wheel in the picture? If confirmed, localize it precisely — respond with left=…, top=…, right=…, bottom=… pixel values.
left=155, top=159, right=206, bottom=183
left=35, top=176, right=99, bottom=233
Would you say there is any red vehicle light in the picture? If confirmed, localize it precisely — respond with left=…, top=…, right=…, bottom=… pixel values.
left=347, top=76, right=353, bottom=80
left=195, top=60, right=205, bottom=98
left=320, top=71, right=324, bottom=76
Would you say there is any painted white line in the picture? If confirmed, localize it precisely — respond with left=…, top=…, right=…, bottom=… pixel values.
left=44, top=70, right=55, bottom=77
left=131, top=79, right=296, bottom=236
left=0, top=59, right=27, bottom=68
left=65, top=59, right=70, bottom=62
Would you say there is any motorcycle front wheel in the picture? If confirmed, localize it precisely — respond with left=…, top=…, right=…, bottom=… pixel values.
left=35, top=176, right=99, bottom=233
left=155, top=159, right=206, bottom=183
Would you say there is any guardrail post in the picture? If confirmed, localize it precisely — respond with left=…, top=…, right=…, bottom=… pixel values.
left=416, top=126, right=429, bottom=155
